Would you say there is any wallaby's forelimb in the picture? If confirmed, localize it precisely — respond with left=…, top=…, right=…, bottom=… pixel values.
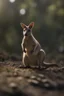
left=21, top=38, right=26, bottom=53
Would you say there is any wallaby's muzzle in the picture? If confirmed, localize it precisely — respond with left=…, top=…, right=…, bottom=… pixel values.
left=25, top=32, right=28, bottom=36
left=24, top=29, right=31, bottom=36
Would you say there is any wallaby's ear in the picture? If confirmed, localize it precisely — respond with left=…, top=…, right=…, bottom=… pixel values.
left=29, top=22, right=34, bottom=29
left=20, top=23, right=27, bottom=29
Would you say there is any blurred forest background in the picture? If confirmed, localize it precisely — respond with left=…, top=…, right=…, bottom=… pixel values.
left=0, top=0, right=64, bottom=57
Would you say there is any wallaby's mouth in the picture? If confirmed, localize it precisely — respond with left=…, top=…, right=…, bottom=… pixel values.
left=25, top=33, right=28, bottom=36
left=25, top=32, right=30, bottom=36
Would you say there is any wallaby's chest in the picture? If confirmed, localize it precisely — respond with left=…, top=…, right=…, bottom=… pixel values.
left=24, top=36, right=36, bottom=49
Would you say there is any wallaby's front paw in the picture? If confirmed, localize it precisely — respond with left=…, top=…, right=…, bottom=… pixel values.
left=22, top=63, right=30, bottom=68
left=23, top=49, right=26, bottom=53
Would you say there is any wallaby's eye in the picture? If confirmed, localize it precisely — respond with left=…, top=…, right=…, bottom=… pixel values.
left=23, top=28, right=26, bottom=31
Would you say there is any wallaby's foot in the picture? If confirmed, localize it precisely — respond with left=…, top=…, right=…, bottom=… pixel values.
left=43, top=62, right=58, bottom=68
left=22, top=63, right=31, bottom=68
left=19, top=63, right=31, bottom=68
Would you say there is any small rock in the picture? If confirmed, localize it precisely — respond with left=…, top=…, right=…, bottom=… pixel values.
left=13, top=72, right=18, bottom=77
left=44, top=83, right=50, bottom=88
left=17, top=77, right=23, bottom=80
left=37, top=77, right=41, bottom=81
left=9, top=82, right=17, bottom=89
left=28, top=79, right=39, bottom=84
left=30, top=75, right=36, bottom=79
left=38, top=74, right=44, bottom=78
left=41, top=79, right=48, bottom=83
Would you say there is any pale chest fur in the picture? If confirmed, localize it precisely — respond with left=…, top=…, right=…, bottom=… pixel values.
left=25, top=36, right=35, bottom=48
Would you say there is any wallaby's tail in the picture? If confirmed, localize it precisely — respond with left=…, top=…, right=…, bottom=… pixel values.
left=43, top=61, right=58, bottom=68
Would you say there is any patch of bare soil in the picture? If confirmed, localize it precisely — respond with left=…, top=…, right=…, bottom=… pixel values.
left=0, top=53, right=64, bottom=96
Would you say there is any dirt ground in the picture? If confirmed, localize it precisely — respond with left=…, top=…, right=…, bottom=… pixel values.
left=0, top=52, right=64, bottom=96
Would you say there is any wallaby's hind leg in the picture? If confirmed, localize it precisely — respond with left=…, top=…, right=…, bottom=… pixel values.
left=37, top=49, right=46, bottom=69
left=22, top=53, right=30, bottom=67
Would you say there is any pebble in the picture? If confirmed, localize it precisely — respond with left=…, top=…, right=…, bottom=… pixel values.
left=38, top=74, right=44, bottom=78
left=36, top=77, right=41, bottom=81
left=9, top=82, right=17, bottom=89
left=28, top=79, right=39, bottom=84
left=44, top=83, right=50, bottom=88
left=13, top=72, right=18, bottom=77
left=17, top=77, right=23, bottom=80
left=30, top=75, right=36, bottom=79
left=41, top=79, right=48, bottom=83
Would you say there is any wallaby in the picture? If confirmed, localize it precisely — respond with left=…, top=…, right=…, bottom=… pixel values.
left=20, top=22, right=57, bottom=68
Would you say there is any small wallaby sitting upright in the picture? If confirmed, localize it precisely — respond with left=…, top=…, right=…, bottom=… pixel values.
left=21, top=22, right=57, bottom=68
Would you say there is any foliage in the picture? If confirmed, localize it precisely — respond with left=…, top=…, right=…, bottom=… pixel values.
left=0, top=0, right=64, bottom=55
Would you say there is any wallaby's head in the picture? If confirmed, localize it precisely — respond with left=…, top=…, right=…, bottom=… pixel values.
left=20, top=22, right=34, bottom=36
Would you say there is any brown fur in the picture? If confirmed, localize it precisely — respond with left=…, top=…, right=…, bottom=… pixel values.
left=20, top=22, right=57, bottom=68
